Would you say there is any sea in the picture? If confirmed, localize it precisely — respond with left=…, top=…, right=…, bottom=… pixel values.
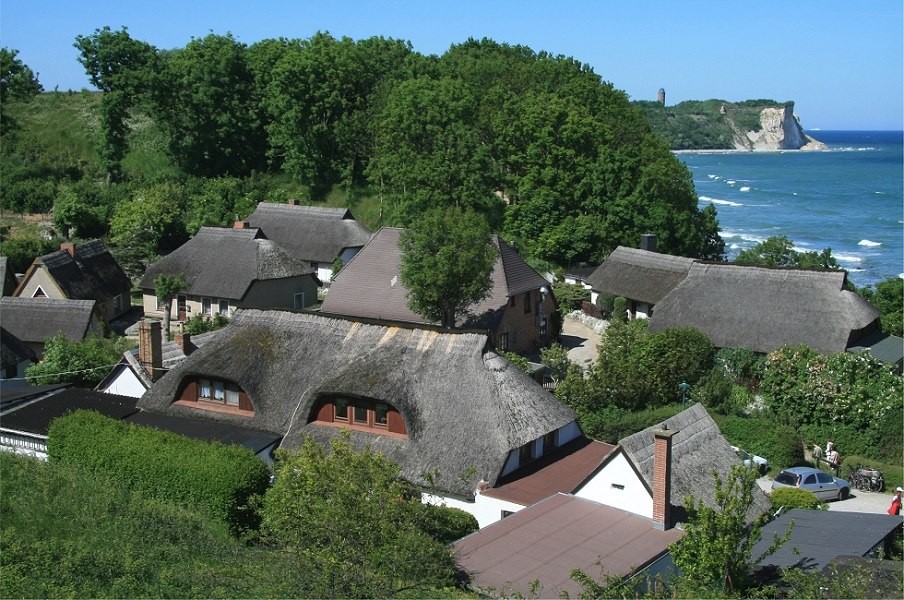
left=676, top=130, right=903, bottom=289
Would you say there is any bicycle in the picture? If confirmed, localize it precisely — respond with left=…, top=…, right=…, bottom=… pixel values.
left=849, top=465, right=884, bottom=492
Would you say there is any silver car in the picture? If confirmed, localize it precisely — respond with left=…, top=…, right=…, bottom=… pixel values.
left=771, top=466, right=850, bottom=501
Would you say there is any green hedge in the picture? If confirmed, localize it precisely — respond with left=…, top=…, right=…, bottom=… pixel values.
left=715, top=415, right=804, bottom=471
left=799, top=408, right=903, bottom=466
left=769, top=487, right=824, bottom=511
left=47, top=410, right=271, bottom=534
left=840, top=455, right=904, bottom=492
left=580, top=404, right=683, bottom=444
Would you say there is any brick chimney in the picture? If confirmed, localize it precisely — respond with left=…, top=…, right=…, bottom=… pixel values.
left=233, top=221, right=249, bottom=229
left=639, top=234, right=657, bottom=253
left=287, top=198, right=297, bottom=206
left=174, top=332, right=192, bottom=356
left=652, top=427, right=677, bottom=530
left=138, top=321, right=163, bottom=382
left=60, top=242, right=76, bottom=257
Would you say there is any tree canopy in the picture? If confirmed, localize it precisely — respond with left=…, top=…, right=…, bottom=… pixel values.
left=734, top=235, right=840, bottom=271
left=399, top=206, right=498, bottom=328
left=0, top=48, right=42, bottom=133
left=26, top=334, right=132, bottom=388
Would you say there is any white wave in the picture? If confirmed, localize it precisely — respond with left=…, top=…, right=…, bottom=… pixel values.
left=875, top=191, right=885, bottom=195
left=726, top=179, right=736, bottom=185
left=834, top=254, right=864, bottom=264
left=699, top=196, right=743, bottom=207
left=739, top=186, right=750, bottom=192
left=858, top=240, right=882, bottom=247
left=721, top=230, right=767, bottom=244
left=729, top=243, right=743, bottom=250
left=792, top=192, right=798, bottom=196
left=708, top=174, right=720, bottom=180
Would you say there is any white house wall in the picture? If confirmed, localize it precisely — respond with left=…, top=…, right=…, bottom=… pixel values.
left=574, top=450, right=653, bottom=519
left=98, top=365, right=147, bottom=398
left=422, top=491, right=526, bottom=530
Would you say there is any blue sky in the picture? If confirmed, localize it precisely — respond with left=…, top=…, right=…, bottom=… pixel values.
left=2, top=0, right=902, bottom=129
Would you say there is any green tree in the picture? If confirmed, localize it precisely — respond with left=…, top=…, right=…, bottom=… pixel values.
left=399, top=206, right=498, bottom=328
left=74, top=27, right=158, bottom=181
left=540, top=343, right=572, bottom=384
left=669, top=465, right=789, bottom=597
left=26, top=334, right=132, bottom=387
left=0, top=47, right=43, bottom=134
left=52, top=184, right=106, bottom=239
left=858, top=277, right=903, bottom=337
left=735, top=235, right=840, bottom=271
left=154, top=273, right=188, bottom=341
left=259, top=435, right=458, bottom=597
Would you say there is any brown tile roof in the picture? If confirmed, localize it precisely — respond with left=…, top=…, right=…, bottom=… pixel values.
left=483, top=437, right=616, bottom=506
left=454, top=493, right=683, bottom=598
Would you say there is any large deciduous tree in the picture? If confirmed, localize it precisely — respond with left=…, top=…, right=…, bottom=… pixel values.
left=0, top=47, right=43, bottom=134
left=734, top=235, right=840, bottom=270
left=399, top=207, right=498, bottom=328
left=74, top=27, right=157, bottom=181
left=26, top=334, right=132, bottom=387
left=154, top=273, right=188, bottom=341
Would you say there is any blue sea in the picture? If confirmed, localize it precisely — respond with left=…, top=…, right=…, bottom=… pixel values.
left=677, top=130, right=903, bottom=288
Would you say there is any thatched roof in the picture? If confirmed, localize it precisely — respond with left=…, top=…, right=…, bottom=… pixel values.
left=586, top=246, right=696, bottom=304
left=321, top=227, right=549, bottom=329
left=618, top=403, right=771, bottom=523
left=1, top=256, right=18, bottom=296
left=139, top=227, right=315, bottom=299
left=244, top=203, right=373, bottom=264
left=1, top=326, right=36, bottom=372
left=648, top=263, right=881, bottom=354
left=0, top=297, right=97, bottom=344
left=23, top=240, right=130, bottom=302
left=139, top=310, right=576, bottom=496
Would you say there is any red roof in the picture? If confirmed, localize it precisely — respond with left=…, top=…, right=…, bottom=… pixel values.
left=483, top=437, right=616, bottom=506
left=454, top=493, right=683, bottom=598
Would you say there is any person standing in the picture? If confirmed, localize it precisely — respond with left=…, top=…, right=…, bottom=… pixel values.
left=825, top=443, right=840, bottom=476
left=889, top=487, right=902, bottom=516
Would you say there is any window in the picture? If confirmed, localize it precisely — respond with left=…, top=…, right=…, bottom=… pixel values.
left=199, top=379, right=212, bottom=399
left=312, top=396, right=407, bottom=436
left=804, top=474, right=817, bottom=485
left=498, top=332, right=510, bottom=351
left=611, top=483, right=625, bottom=490
left=178, top=377, right=253, bottom=414
left=519, top=442, right=533, bottom=466
left=294, top=292, right=306, bottom=310
left=523, top=292, right=531, bottom=313
left=202, top=297, right=212, bottom=315
left=32, top=286, right=47, bottom=298
left=501, top=510, right=515, bottom=519
left=816, top=472, right=834, bottom=484
left=539, top=316, right=548, bottom=336
left=218, top=300, right=230, bottom=316
left=543, top=430, right=558, bottom=453
left=213, top=380, right=225, bottom=401
left=156, top=296, right=164, bottom=311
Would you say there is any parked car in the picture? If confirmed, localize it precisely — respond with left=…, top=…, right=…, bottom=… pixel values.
left=770, top=466, right=851, bottom=501
left=731, top=446, right=769, bottom=474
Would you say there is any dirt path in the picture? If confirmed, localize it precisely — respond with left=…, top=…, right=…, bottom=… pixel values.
left=560, top=317, right=601, bottom=369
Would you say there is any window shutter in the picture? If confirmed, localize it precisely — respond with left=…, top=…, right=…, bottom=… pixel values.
left=238, top=391, right=253, bottom=412
left=316, top=401, right=333, bottom=422
left=388, top=409, right=407, bottom=435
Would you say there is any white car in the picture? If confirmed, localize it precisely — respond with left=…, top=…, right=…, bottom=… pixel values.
left=732, top=446, right=769, bottom=474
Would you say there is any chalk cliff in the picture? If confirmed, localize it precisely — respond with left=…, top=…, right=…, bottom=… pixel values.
left=736, top=105, right=827, bottom=151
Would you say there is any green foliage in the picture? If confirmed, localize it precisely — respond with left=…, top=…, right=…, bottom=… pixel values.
left=26, top=334, right=133, bottom=388
left=782, top=555, right=904, bottom=600
left=611, top=296, right=628, bottom=323
left=595, top=292, right=616, bottom=319
left=769, top=487, right=825, bottom=511
left=0, top=47, right=42, bottom=133
left=182, top=313, right=230, bottom=335
left=858, top=276, right=903, bottom=336
left=716, top=415, right=805, bottom=471
left=839, top=455, right=903, bottom=493
left=260, top=435, right=458, bottom=597
left=47, top=410, right=270, bottom=534
left=399, top=206, right=497, bottom=328
left=593, top=321, right=715, bottom=410
left=415, top=504, right=479, bottom=545
left=0, top=233, right=63, bottom=272
left=734, top=235, right=840, bottom=271
left=52, top=183, right=108, bottom=238
left=690, top=367, right=735, bottom=414
left=576, top=403, right=683, bottom=445
left=669, top=465, right=787, bottom=596
left=154, top=272, right=189, bottom=340
left=540, top=343, right=572, bottom=383
left=498, top=350, right=532, bottom=374
left=331, top=256, right=345, bottom=278
left=715, top=346, right=764, bottom=384
left=551, top=281, right=590, bottom=313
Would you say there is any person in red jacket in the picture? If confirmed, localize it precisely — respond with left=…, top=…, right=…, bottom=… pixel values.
left=888, top=487, right=902, bottom=516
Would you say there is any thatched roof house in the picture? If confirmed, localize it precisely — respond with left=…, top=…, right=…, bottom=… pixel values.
left=618, top=403, right=771, bottom=523
left=586, top=246, right=695, bottom=306
left=14, top=240, right=131, bottom=321
left=0, top=256, right=18, bottom=296
left=138, top=310, right=577, bottom=497
left=0, top=297, right=99, bottom=357
left=244, top=203, right=373, bottom=282
left=322, top=227, right=556, bottom=353
left=648, top=264, right=880, bottom=354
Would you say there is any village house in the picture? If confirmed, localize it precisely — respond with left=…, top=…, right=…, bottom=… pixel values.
left=321, top=227, right=557, bottom=354
left=13, top=240, right=132, bottom=323
left=1, top=327, right=37, bottom=385
left=1, top=256, right=18, bottom=296
left=0, top=297, right=100, bottom=358
left=244, top=202, right=374, bottom=284
left=140, top=225, right=320, bottom=323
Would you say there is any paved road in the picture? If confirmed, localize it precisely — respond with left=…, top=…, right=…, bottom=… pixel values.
left=560, top=317, right=601, bottom=368
left=757, top=476, right=895, bottom=514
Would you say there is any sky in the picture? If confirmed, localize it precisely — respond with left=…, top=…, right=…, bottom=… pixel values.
left=2, top=0, right=902, bottom=130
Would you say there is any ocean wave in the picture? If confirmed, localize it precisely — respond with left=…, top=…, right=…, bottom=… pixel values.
left=739, top=186, right=750, bottom=192
left=858, top=240, right=882, bottom=247
left=708, top=174, right=721, bottom=180
left=720, top=230, right=767, bottom=244
left=699, top=196, right=743, bottom=207
left=726, top=179, right=736, bottom=185
left=834, top=254, right=864, bottom=263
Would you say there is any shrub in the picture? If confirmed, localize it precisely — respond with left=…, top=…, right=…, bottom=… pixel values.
left=552, top=281, right=590, bottom=313
left=690, top=367, right=734, bottom=413
left=595, top=292, right=616, bottom=319
left=612, top=296, right=628, bottom=323
left=417, top=503, right=479, bottom=544
left=799, top=406, right=903, bottom=467
left=716, top=415, right=804, bottom=470
left=47, top=410, right=270, bottom=534
left=581, top=404, right=683, bottom=444
left=715, top=347, right=763, bottom=384
left=769, top=487, right=824, bottom=511
left=183, top=313, right=229, bottom=335
left=839, top=455, right=903, bottom=492
left=498, top=350, right=532, bottom=374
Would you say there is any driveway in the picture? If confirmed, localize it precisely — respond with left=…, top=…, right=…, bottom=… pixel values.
left=560, top=317, right=601, bottom=369
left=757, top=476, right=895, bottom=514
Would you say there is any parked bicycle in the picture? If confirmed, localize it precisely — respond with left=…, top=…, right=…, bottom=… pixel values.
left=849, top=465, right=884, bottom=492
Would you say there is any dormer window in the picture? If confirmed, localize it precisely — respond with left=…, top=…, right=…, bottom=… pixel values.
left=175, top=376, right=254, bottom=415
left=311, top=396, right=407, bottom=437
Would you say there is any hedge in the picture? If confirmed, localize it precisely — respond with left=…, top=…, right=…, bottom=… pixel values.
left=715, top=415, right=804, bottom=471
left=839, top=455, right=904, bottom=493
left=47, top=410, right=271, bottom=534
left=580, top=404, right=683, bottom=445
left=799, top=407, right=903, bottom=466
left=769, top=487, right=825, bottom=511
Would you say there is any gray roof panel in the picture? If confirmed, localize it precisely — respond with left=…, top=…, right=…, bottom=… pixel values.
left=0, top=297, right=96, bottom=343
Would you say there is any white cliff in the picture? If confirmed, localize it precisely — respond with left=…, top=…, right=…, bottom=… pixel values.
left=735, top=105, right=827, bottom=151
